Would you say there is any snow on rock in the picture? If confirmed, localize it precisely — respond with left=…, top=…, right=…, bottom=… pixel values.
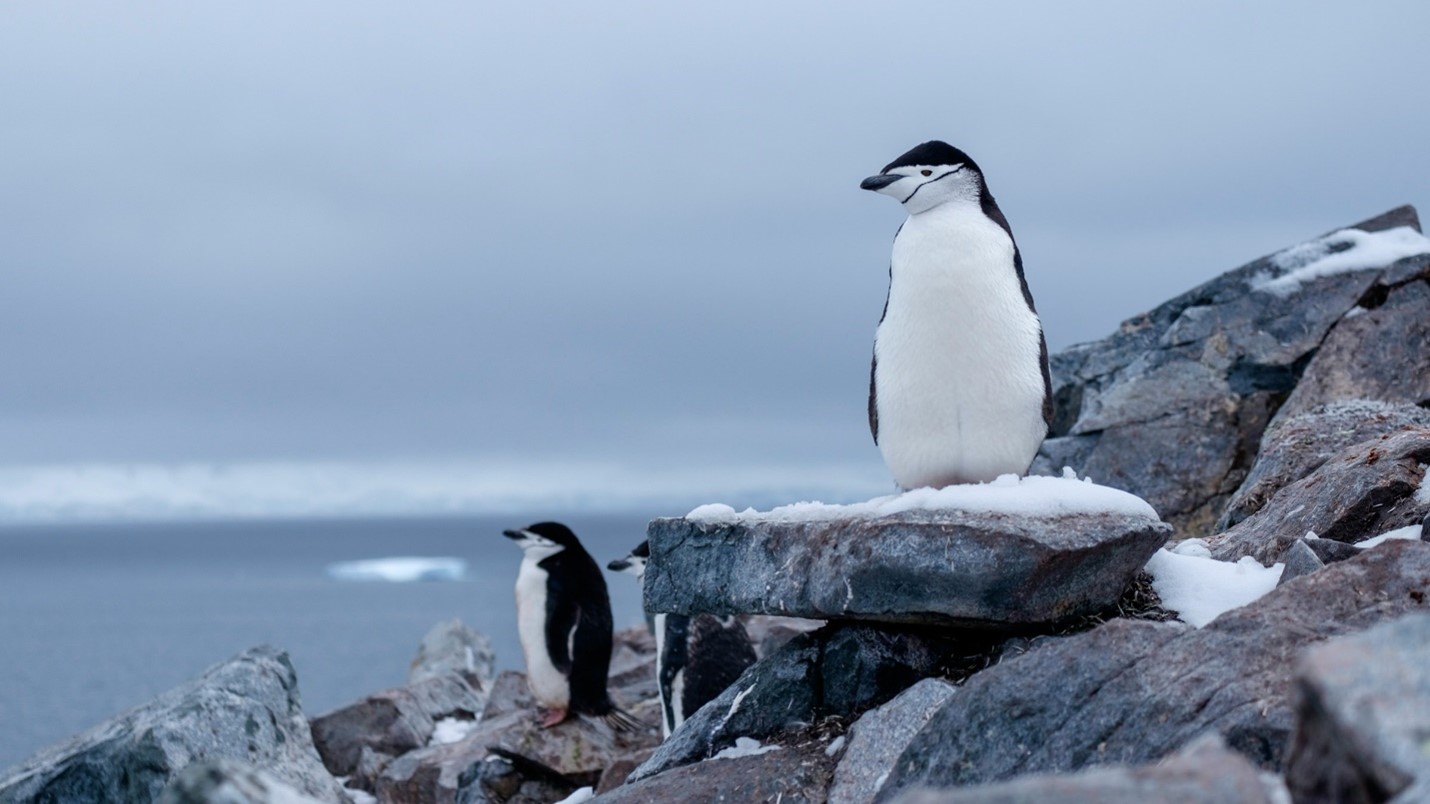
left=429, top=716, right=478, bottom=745
left=554, top=787, right=595, bottom=804
left=1145, top=549, right=1283, bottom=627
left=1355, top=524, right=1424, bottom=550
left=713, top=737, right=780, bottom=760
left=325, top=557, right=466, bottom=582
left=686, top=474, right=1159, bottom=524
left=1252, top=226, right=1430, bottom=297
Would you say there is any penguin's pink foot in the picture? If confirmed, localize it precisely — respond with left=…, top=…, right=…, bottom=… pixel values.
left=539, top=708, right=569, bottom=728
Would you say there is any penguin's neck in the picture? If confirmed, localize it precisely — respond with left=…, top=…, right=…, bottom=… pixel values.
left=891, top=201, right=1018, bottom=301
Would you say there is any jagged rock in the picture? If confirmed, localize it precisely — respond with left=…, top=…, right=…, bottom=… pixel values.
left=598, top=738, right=836, bottom=803
left=376, top=656, right=661, bottom=804
left=1276, top=265, right=1430, bottom=422
left=629, top=622, right=967, bottom=784
left=876, top=541, right=1430, bottom=800
left=1285, top=612, right=1430, bottom=803
left=454, top=748, right=581, bottom=804
left=1032, top=205, right=1426, bottom=537
left=157, top=759, right=327, bottom=804
left=409, top=619, right=496, bottom=690
left=743, top=615, right=824, bottom=659
left=1304, top=538, right=1363, bottom=564
left=828, top=679, right=957, bottom=804
left=887, top=734, right=1275, bottom=803
left=1275, top=540, right=1324, bottom=586
left=1218, top=401, right=1430, bottom=529
left=0, top=646, right=346, bottom=804
left=1208, top=428, right=1430, bottom=563
left=309, top=672, right=485, bottom=778
left=644, top=484, right=1169, bottom=627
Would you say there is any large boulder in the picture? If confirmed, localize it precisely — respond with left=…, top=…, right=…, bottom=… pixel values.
left=1217, top=401, right=1430, bottom=529
left=1032, top=205, right=1428, bottom=537
left=876, top=541, right=1430, bottom=800
left=887, top=734, right=1277, bottom=804
left=0, top=645, right=345, bottom=803
left=1285, top=612, right=1430, bottom=803
left=645, top=477, right=1168, bottom=627
left=1207, top=427, right=1430, bottom=564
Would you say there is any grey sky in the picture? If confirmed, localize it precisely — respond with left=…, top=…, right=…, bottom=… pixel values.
left=2, top=3, right=1428, bottom=512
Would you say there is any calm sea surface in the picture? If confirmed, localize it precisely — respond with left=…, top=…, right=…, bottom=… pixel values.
left=0, top=514, right=654, bottom=769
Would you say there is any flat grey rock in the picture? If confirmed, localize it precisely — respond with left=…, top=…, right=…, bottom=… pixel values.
left=877, top=541, right=1430, bottom=801
left=0, top=645, right=345, bottom=804
left=828, top=678, right=957, bottom=804
left=645, top=488, right=1168, bottom=627
left=1209, top=427, right=1430, bottom=563
left=1285, top=612, right=1430, bottom=803
left=1032, top=205, right=1424, bottom=537
left=1218, top=401, right=1430, bottom=529
left=887, top=734, right=1274, bottom=804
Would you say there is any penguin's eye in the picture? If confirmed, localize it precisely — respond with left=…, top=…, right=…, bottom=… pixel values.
left=920, top=169, right=932, bottom=177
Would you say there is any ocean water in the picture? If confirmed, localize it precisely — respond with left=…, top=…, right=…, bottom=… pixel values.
left=0, top=514, right=654, bottom=770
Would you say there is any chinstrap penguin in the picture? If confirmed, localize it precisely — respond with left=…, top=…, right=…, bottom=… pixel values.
left=503, top=522, right=643, bottom=731
left=608, top=541, right=757, bottom=738
left=860, top=140, right=1052, bottom=489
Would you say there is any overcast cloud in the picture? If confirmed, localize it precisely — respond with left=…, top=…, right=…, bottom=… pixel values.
left=2, top=2, right=1428, bottom=516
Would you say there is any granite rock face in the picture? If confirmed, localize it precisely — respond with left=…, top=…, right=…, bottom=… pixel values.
left=828, top=678, right=957, bottom=804
left=1032, top=205, right=1427, bottom=537
left=877, top=541, right=1430, bottom=800
left=1218, top=401, right=1430, bottom=530
left=628, top=622, right=965, bottom=784
left=1285, top=612, right=1430, bottom=803
left=157, top=759, right=328, bottom=804
left=888, top=735, right=1276, bottom=804
left=0, top=646, right=345, bottom=804
left=408, top=618, right=496, bottom=690
left=1208, top=427, right=1430, bottom=564
left=309, top=672, right=486, bottom=778
left=644, top=506, right=1168, bottom=628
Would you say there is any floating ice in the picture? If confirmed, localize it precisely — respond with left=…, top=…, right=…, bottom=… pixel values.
left=1144, top=549, right=1283, bottom=628
left=326, top=557, right=466, bottom=582
left=687, top=474, right=1159, bottom=524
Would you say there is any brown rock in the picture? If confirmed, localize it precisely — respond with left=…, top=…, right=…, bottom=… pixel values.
left=309, top=673, right=484, bottom=777
left=597, top=739, right=836, bottom=803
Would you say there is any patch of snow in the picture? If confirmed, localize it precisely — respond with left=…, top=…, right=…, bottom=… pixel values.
left=687, top=475, right=1159, bottom=524
left=326, top=557, right=466, bottom=582
left=1417, top=465, right=1430, bottom=506
left=874, top=771, right=890, bottom=791
left=344, top=789, right=378, bottom=804
left=724, top=684, right=755, bottom=724
left=554, top=787, right=595, bottom=804
left=1304, top=531, right=1319, bottom=540
left=713, top=737, right=780, bottom=760
left=1355, top=525, right=1424, bottom=550
left=1144, top=549, right=1283, bottom=628
left=1252, top=226, right=1430, bottom=297
left=1343, top=305, right=1368, bottom=319
left=1171, top=538, right=1211, bottom=558
left=825, top=734, right=846, bottom=757
left=430, top=716, right=478, bottom=745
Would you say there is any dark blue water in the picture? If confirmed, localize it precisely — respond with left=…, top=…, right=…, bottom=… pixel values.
left=0, top=514, right=654, bottom=770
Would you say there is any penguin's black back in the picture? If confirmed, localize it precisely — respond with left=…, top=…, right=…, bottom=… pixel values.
left=681, top=615, right=757, bottom=721
left=535, top=531, right=617, bottom=716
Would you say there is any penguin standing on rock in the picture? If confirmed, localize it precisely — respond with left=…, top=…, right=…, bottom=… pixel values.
left=502, top=522, right=642, bottom=730
left=608, top=541, right=757, bottom=738
left=860, top=141, right=1052, bottom=489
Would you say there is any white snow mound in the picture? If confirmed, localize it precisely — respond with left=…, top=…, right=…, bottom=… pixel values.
left=1144, top=549, right=1282, bottom=628
left=1252, top=225, right=1430, bottom=297
left=687, top=474, right=1159, bottom=524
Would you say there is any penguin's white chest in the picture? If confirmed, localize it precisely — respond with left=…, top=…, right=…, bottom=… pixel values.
left=874, top=204, right=1047, bottom=489
left=515, top=558, right=571, bottom=709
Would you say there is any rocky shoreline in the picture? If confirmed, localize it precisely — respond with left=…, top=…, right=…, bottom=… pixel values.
left=2, top=206, right=1428, bottom=803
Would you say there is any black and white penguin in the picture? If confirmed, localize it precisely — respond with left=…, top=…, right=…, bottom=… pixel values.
left=502, top=522, right=641, bottom=730
left=860, top=140, right=1052, bottom=489
left=608, top=542, right=757, bottom=738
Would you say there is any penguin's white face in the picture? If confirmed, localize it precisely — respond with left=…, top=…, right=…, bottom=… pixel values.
left=504, top=529, right=565, bottom=562
left=611, top=554, right=646, bottom=580
left=861, top=163, right=982, bottom=215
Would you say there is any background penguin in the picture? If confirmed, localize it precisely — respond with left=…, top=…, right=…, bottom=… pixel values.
left=502, top=522, right=642, bottom=730
left=608, top=541, right=757, bottom=738
left=860, top=140, right=1052, bottom=489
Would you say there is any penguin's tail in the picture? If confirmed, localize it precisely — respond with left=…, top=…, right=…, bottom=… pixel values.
left=602, top=705, right=649, bottom=734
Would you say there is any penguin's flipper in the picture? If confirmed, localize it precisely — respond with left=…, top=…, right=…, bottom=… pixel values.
left=543, top=594, right=579, bottom=675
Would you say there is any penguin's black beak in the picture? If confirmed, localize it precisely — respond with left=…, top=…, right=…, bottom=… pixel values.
left=860, top=173, right=902, bottom=191
left=607, top=558, right=631, bottom=572
left=502, top=529, right=526, bottom=541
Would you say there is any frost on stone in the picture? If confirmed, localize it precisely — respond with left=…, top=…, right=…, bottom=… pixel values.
left=1250, top=226, right=1430, bottom=297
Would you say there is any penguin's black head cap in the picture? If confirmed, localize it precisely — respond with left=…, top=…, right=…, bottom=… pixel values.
left=606, top=540, right=650, bottom=574
left=502, top=520, right=583, bottom=550
left=860, top=140, right=990, bottom=213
